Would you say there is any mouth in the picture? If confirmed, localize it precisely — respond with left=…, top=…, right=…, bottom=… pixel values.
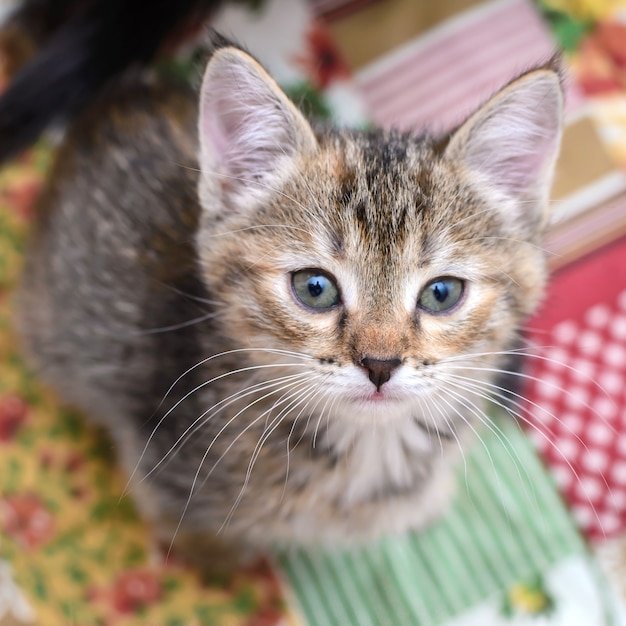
left=358, top=389, right=400, bottom=405
left=367, top=391, right=387, bottom=402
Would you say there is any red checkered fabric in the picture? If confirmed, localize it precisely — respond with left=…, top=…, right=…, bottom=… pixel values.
left=523, top=236, right=626, bottom=541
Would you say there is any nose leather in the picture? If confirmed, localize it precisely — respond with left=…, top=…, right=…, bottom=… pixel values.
left=360, top=357, right=402, bottom=390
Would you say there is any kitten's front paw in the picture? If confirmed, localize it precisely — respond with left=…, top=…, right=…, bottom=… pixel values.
left=170, top=531, right=252, bottom=582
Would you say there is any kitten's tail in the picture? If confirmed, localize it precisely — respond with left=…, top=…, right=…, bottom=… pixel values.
left=0, top=0, right=222, bottom=164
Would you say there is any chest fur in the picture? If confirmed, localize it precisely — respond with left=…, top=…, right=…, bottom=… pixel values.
left=320, top=416, right=438, bottom=505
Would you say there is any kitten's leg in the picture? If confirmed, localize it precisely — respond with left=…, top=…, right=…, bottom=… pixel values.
left=170, top=531, right=253, bottom=581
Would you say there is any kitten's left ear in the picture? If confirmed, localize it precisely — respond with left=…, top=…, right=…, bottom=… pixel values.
left=445, top=64, right=564, bottom=226
left=198, top=47, right=318, bottom=213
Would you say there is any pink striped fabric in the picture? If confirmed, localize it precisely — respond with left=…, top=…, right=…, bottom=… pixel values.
left=355, top=0, right=584, bottom=133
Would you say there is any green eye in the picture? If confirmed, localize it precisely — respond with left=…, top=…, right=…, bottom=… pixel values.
left=292, top=270, right=340, bottom=310
left=418, top=277, right=464, bottom=313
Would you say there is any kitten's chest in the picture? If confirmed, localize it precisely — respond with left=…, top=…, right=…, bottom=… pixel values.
left=316, top=416, right=439, bottom=505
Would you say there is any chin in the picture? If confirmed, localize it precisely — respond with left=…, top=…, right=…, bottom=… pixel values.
left=336, top=393, right=421, bottom=424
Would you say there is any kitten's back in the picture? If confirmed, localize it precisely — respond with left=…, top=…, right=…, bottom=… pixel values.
left=18, top=79, right=205, bottom=428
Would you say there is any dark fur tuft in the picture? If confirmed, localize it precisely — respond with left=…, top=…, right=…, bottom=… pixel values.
left=0, top=0, right=222, bottom=163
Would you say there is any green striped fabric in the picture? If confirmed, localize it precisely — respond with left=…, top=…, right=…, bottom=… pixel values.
left=276, top=411, right=592, bottom=626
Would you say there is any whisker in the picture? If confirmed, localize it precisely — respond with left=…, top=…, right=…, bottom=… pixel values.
left=437, top=384, right=545, bottom=537
left=414, top=393, right=445, bottom=457
left=164, top=375, right=318, bottom=559
left=449, top=366, right=620, bottom=436
left=435, top=383, right=542, bottom=519
left=443, top=365, right=619, bottom=435
left=154, top=281, right=223, bottom=308
left=141, top=371, right=313, bottom=480
left=128, top=311, right=218, bottom=335
left=442, top=349, right=616, bottom=405
left=152, top=347, right=314, bottom=425
left=309, top=387, right=341, bottom=452
left=122, top=352, right=313, bottom=497
left=445, top=371, right=609, bottom=462
left=424, top=392, right=476, bottom=507
left=434, top=389, right=507, bottom=500
left=312, top=390, right=338, bottom=449
left=221, top=378, right=329, bottom=530
left=203, top=377, right=325, bottom=488
left=201, top=224, right=312, bottom=238
left=193, top=375, right=323, bottom=493
left=447, top=375, right=609, bottom=539
left=283, top=381, right=333, bottom=500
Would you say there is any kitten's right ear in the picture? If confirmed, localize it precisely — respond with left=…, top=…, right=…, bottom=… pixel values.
left=445, top=63, right=564, bottom=229
left=198, top=47, right=318, bottom=213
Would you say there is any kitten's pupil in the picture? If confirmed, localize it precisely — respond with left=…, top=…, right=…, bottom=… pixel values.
left=418, top=277, right=464, bottom=313
left=432, top=282, right=448, bottom=303
left=308, top=278, right=324, bottom=298
left=292, top=270, right=340, bottom=310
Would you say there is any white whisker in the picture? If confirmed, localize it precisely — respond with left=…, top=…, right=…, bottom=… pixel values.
left=423, top=393, right=473, bottom=500
left=122, top=350, right=313, bottom=497
left=443, top=365, right=618, bottom=436
left=446, top=375, right=609, bottom=539
left=164, top=375, right=319, bottom=558
left=141, top=371, right=313, bottom=480
left=221, top=377, right=329, bottom=531
left=435, top=382, right=541, bottom=519
left=129, top=311, right=218, bottom=335
left=443, top=349, right=616, bottom=405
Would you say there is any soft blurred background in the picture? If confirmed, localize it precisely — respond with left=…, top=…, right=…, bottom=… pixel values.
left=1, top=0, right=626, bottom=624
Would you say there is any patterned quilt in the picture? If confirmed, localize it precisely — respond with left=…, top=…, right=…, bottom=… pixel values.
left=1, top=1, right=626, bottom=624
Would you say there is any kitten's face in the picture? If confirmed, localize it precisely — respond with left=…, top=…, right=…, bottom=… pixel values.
left=197, top=130, right=547, bottom=422
left=195, top=46, right=562, bottom=429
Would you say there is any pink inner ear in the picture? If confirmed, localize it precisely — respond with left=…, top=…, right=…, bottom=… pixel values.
left=199, top=99, right=230, bottom=177
left=200, top=90, right=269, bottom=192
left=486, top=128, right=561, bottom=197
left=512, top=137, right=560, bottom=189
left=198, top=50, right=301, bottom=197
left=450, top=71, right=563, bottom=201
left=197, top=49, right=317, bottom=212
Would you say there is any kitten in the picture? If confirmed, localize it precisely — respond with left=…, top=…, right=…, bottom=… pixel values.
left=17, top=40, right=564, bottom=562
